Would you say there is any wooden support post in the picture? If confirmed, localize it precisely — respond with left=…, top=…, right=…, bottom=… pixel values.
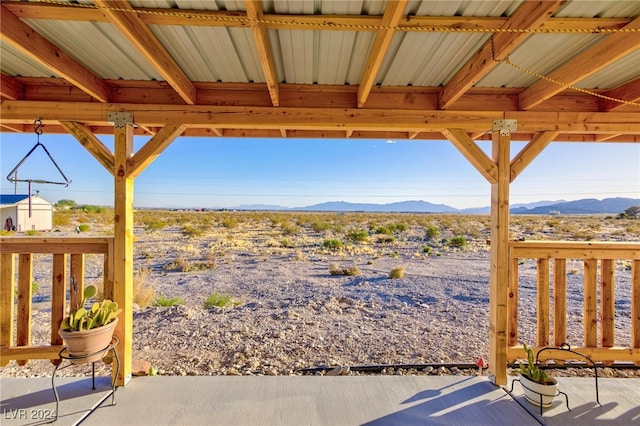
left=488, top=125, right=511, bottom=386
left=112, top=112, right=134, bottom=386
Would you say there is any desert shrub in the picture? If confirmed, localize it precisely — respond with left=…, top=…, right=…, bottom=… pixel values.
left=389, top=265, right=406, bottom=279
left=311, top=221, right=331, bottom=232
left=204, top=292, right=241, bottom=309
left=221, top=217, right=238, bottom=229
left=345, top=229, right=369, bottom=243
left=422, top=245, right=432, bottom=255
left=377, top=235, right=396, bottom=244
left=424, top=224, right=440, bottom=240
left=448, top=235, right=467, bottom=248
left=144, top=219, right=167, bottom=232
left=78, top=224, right=90, bottom=232
left=328, top=263, right=360, bottom=276
left=281, top=223, right=300, bottom=236
left=155, top=295, right=185, bottom=307
left=53, top=213, right=71, bottom=226
left=163, top=256, right=190, bottom=272
left=133, top=268, right=156, bottom=308
left=182, top=225, right=204, bottom=237
left=572, top=229, right=595, bottom=240
left=281, top=239, right=294, bottom=248
left=323, top=238, right=343, bottom=250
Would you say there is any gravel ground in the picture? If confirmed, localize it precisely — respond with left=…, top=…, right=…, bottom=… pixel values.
left=1, top=215, right=638, bottom=379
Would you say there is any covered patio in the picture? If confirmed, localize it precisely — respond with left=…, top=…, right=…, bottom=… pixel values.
left=1, top=0, right=639, bottom=415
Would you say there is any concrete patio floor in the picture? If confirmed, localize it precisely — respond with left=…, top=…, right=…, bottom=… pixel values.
left=1, top=375, right=638, bottom=425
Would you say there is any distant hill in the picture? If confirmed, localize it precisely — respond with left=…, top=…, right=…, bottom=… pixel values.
left=228, top=197, right=639, bottom=214
left=292, top=200, right=456, bottom=213
left=511, top=197, right=639, bottom=214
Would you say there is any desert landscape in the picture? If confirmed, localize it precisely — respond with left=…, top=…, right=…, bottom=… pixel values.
left=1, top=208, right=639, bottom=379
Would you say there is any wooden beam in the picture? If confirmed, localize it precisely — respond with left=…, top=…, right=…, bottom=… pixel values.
left=599, top=77, right=640, bottom=112
left=509, top=131, right=559, bottom=181
left=439, top=1, right=563, bottom=109
left=94, top=0, right=196, bottom=105
left=357, top=0, right=407, bottom=108
left=0, top=6, right=111, bottom=102
left=442, top=128, right=498, bottom=183
left=488, top=128, right=511, bottom=386
left=3, top=101, right=640, bottom=136
left=128, top=124, right=187, bottom=179
left=244, top=0, right=280, bottom=107
left=3, top=1, right=633, bottom=33
left=519, top=16, right=640, bottom=110
left=1, top=73, right=24, bottom=100
left=59, top=121, right=115, bottom=175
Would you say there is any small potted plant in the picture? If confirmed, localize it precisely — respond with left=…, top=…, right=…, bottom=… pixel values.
left=58, top=285, right=121, bottom=364
left=518, top=343, right=558, bottom=408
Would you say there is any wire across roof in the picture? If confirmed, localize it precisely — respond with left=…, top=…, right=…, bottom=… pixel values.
left=0, top=0, right=639, bottom=142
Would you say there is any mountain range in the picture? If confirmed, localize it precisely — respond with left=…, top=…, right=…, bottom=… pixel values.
left=231, top=197, right=639, bottom=214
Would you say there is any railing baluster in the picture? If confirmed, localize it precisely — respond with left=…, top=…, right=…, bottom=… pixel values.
left=70, top=253, right=84, bottom=311
left=508, top=256, right=519, bottom=346
left=16, top=254, right=33, bottom=366
left=51, top=254, right=67, bottom=347
left=553, top=258, right=567, bottom=347
left=632, top=260, right=640, bottom=360
left=0, top=253, right=15, bottom=366
left=600, top=259, right=615, bottom=349
left=537, top=258, right=550, bottom=347
left=583, top=258, right=598, bottom=348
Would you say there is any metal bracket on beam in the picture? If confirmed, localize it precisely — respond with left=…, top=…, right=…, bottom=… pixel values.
left=492, top=119, right=517, bottom=136
left=107, top=112, right=134, bottom=129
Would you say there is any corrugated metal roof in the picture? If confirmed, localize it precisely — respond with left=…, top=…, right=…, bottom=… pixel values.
left=23, top=19, right=163, bottom=80
left=0, top=42, right=55, bottom=78
left=0, top=194, right=29, bottom=205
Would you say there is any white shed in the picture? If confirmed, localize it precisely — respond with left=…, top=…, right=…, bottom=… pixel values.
left=1, top=194, right=53, bottom=232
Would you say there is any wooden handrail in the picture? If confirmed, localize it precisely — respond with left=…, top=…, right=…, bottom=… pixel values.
left=0, top=236, right=113, bottom=366
left=508, top=240, right=640, bottom=366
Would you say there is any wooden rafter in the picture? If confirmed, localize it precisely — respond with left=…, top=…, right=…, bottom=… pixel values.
left=439, top=0, right=563, bottom=110
left=59, top=121, right=115, bottom=175
left=510, top=131, right=559, bottom=182
left=94, top=0, right=197, bottom=105
left=244, top=0, right=280, bottom=107
left=0, top=6, right=111, bottom=102
left=442, top=128, right=498, bottom=184
left=357, top=0, right=407, bottom=108
left=599, top=78, right=640, bottom=112
left=128, top=124, right=187, bottom=179
left=519, top=16, right=640, bottom=110
left=3, top=1, right=634, bottom=33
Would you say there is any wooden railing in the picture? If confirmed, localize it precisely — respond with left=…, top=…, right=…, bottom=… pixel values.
left=507, top=241, right=640, bottom=366
left=0, top=237, right=113, bottom=366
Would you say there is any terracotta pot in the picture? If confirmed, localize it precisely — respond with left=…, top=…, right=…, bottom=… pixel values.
left=59, top=318, right=118, bottom=364
left=520, top=374, right=558, bottom=408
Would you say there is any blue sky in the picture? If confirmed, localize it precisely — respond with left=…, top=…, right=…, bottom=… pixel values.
left=1, top=132, right=638, bottom=209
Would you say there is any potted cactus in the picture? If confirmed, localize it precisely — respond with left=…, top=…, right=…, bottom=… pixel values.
left=58, top=285, right=121, bottom=364
left=518, top=343, right=558, bottom=408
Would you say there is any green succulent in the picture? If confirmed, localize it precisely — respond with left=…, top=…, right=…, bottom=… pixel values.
left=519, top=343, right=550, bottom=384
left=60, top=285, right=121, bottom=332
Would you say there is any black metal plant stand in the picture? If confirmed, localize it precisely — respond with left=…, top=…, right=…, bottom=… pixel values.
left=508, top=343, right=602, bottom=416
left=51, top=337, right=120, bottom=422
